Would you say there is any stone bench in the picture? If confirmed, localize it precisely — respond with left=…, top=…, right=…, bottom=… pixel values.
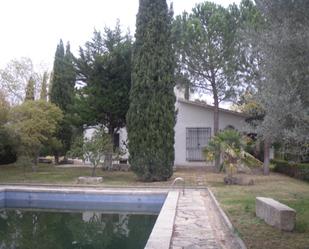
left=77, top=176, right=103, bottom=184
left=256, top=197, right=296, bottom=231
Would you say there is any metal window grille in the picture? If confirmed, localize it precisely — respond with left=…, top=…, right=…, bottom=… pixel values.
left=186, top=127, right=211, bottom=161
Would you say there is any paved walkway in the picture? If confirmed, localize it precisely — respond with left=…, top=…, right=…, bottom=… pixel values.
left=170, top=189, right=243, bottom=249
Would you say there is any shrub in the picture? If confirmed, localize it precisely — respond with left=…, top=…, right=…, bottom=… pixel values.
left=271, top=159, right=309, bottom=182
left=0, top=127, right=17, bottom=165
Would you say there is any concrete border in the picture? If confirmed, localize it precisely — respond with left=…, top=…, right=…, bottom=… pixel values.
left=207, top=188, right=247, bottom=249
left=145, top=191, right=179, bottom=249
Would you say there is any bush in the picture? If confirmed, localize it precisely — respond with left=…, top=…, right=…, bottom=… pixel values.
left=271, top=159, right=309, bottom=182
left=0, top=128, right=17, bottom=165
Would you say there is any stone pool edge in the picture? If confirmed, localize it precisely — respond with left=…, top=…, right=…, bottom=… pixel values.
left=144, top=190, right=179, bottom=249
left=207, top=188, right=247, bottom=249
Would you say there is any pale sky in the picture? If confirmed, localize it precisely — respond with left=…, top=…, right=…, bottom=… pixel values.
left=0, top=0, right=240, bottom=71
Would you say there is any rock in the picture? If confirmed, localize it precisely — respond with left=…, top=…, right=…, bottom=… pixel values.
left=77, top=176, right=103, bottom=184
left=256, top=197, right=296, bottom=231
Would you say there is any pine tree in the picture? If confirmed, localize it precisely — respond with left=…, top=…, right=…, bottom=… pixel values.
left=127, top=0, right=176, bottom=181
left=25, top=76, right=35, bottom=101
left=50, top=40, right=76, bottom=162
left=40, top=72, right=48, bottom=101
left=76, top=24, right=132, bottom=141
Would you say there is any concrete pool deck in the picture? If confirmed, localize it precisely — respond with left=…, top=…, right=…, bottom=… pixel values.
left=0, top=185, right=246, bottom=249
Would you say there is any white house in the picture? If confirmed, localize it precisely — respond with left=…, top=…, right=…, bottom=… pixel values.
left=86, top=89, right=248, bottom=167
left=174, top=98, right=247, bottom=167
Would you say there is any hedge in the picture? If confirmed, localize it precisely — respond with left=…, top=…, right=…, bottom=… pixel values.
left=271, top=159, right=309, bottom=182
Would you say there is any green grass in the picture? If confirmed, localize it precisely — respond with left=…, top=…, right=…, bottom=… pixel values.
left=0, top=164, right=202, bottom=187
left=206, top=173, right=309, bottom=249
left=1, top=164, right=308, bottom=248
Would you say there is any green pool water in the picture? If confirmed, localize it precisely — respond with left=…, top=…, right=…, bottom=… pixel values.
left=0, top=209, right=157, bottom=249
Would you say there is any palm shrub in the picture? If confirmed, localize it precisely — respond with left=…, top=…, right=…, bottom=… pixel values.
left=203, top=129, right=262, bottom=176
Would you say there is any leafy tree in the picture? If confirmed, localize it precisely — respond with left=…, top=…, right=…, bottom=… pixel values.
left=0, top=57, right=38, bottom=105
left=40, top=72, right=48, bottom=101
left=76, top=23, right=132, bottom=141
left=50, top=40, right=76, bottom=162
left=24, top=76, right=35, bottom=101
left=173, top=2, right=241, bottom=170
left=173, top=2, right=240, bottom=134
left=240, top=0, right=309, bottom=172
left=126, top=0, right=176, bottom=181
left=0, top=128, right=17, bottom=165
left=0, top=92, right=17, bottom=164
left=0, top=90, right=9, bottom=126
left=8, top=100, right=63, bottom=168
left=69, top=129, right=113, bottom=176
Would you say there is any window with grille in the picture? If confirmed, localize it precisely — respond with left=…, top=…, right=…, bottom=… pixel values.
left=186, top=127, right=211, bottom=161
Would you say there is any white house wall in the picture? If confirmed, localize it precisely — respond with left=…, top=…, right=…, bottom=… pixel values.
left=84, top=126, right=129, bottom=162
left=174, top=101, right=247, bottom=167
left=84, top=100, right=247, bottom=167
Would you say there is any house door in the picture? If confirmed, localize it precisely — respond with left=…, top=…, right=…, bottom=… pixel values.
left=186, top=127, right=211, bottom=161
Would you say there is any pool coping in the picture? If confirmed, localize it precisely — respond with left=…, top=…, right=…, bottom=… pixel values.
left=144, top=191, right=179, bottom=249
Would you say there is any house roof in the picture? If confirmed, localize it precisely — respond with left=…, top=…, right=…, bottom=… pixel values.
left=177, top=98, right=248, bottom=118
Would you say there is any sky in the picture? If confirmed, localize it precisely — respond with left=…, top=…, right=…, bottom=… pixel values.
left=0, top=0, right=240, bottom=71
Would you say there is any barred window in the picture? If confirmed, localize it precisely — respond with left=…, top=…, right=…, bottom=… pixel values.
left=186, top=127, right=211, bottom=161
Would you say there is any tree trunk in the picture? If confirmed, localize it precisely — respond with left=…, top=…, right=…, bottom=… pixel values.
left=213, top=96, right=219, bottom=135
left=54, top=154, right=59, bottom=165
left=91, top=164, right=97, bottom=177
left=213, top=90, right=220, bottom=171
left=263, top=138, right=270, bottom=175
left=102, top=127, right=114, bottom=171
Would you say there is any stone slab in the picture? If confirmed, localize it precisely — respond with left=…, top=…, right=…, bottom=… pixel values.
left=77, top=176, right=103, bottom=184
left=256, top=197, right=296, bottom=231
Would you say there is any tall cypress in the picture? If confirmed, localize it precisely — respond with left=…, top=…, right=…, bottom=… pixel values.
left=25, top=76, right=35, bottom=101
left=50, top=40, right=76, bottom=161
left=127, top=0, right=176, bottom=181
left=40, top=72, right=48, bottom=101
left=50, top=40, right=74, bottom=112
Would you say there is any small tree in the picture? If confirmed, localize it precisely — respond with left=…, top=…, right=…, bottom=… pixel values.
left=8, top=100, right=63, bottom=170
left=69, top=129, right=113, bottom=177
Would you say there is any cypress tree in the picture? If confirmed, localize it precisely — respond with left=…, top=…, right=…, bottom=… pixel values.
left=50, top=40, right=73, bottom=111
left=40, top=72, right=48, bottom=101
left=25, top=76, right=35, bottom=101
left=127, top=0, right=176, bottom=181
left=50, top=40, right=76, bottom=162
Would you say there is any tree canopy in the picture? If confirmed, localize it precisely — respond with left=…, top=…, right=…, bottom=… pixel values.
left=8, top=100, right=63, bottom=162
left=0, top=58, right=38, bottom=105
left=76, top=23, right=132, bottom=139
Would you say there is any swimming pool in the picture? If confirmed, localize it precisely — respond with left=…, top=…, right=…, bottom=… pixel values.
left=0, top=186, right=176, bottom=249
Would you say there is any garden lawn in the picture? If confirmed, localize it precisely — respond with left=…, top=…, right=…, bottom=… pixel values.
left=206, top=173, right=309, bottom=249
left=0, top=164, right=201, bottom=187
left=1, top=164, right=308, bottom=248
